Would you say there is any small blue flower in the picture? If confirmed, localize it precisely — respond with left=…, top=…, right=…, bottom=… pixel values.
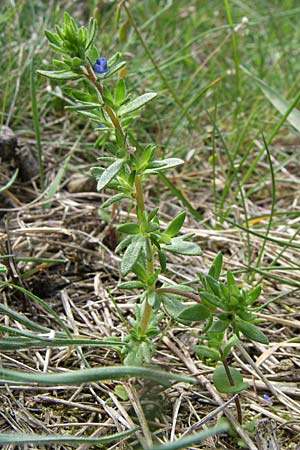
left=262, top=394, right=271, bottom=401
left=93, top=57, right=108, bottom=74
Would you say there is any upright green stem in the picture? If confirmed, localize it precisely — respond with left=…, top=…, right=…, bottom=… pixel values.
left=134, top=174, right=145, bottom=214
left=85, top=64, right=125, bottom=139
left=135, top=174, right=155, bottom=335
left=140, top=301, right=153, bottom=336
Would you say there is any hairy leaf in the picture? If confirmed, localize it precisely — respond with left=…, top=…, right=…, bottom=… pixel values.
left=119, top=93, right=157, bottom=115
left=164, top=212, right=186, bottom=238
left=193, top=345, right=221, bottom=361
left=178, top=304, right=210, bottom=321
left=121, top=236, right=144, bottom=276
left=93, top=159, right=124, bottom=191
left=236, top=320, right=269, bottom=344
left=37, top=69, right=82, bottom=80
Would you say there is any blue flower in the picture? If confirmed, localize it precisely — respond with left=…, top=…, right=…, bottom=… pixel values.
left=93, top=57, right=108, bottom=74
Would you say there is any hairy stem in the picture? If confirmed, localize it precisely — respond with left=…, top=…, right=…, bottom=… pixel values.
left=140, top=300, right=153, bottom=336
left=135, top=174, right=155, bottom=335
left=84, top=64, right=125, bottom=138
left=134, top=174, right=145, bottom=214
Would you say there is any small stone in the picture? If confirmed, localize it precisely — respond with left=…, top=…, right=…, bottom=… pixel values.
left=67, top=174, right=96, bottom=193
left=0, top=125, right=18, bottom=161
left=15, top=145, right=39, bottom=182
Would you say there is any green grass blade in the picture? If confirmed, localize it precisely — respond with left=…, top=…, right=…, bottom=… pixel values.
left=149, top=423, right=229, bottom=450
left=0, top=366, right=196, bottom=385
left=0, top=428, right=137, bottom=445
left=0, top=168, right=18, bottom=193
left=123, top=2, right=201, bottom=133
left=43, top=122, right=89, bottom=208
left=31, top=61, right=44, bottom=190
left=158, top=173, right=202, bottom=221
left=0, top=302, right=56, bottom=334
left=165, top=77, right=221, bottom=148
left=241, top=66, right=300, bottom=133
left=0, top=281, right=71, bottom=336
left=0, top=281, right=89, bottom=367
left=221, top=217, right=300, bottom=251
left=0, top=335, right=124, bottom=350
left=43, top=154, right=71, bottom=208
left=208, top=112, right=252, bottom=267
left=253, top=135, right=276, bottom=274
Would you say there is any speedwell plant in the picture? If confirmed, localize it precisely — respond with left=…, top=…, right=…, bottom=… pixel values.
left=38, top=13, right=269, bottom=421
left=38, top=12, right=202, bottom=365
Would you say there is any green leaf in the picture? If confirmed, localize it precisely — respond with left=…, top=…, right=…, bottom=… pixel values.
left=163, top=236, right=201, bottom=256
left=118, top=281, right=145, bottom=290
left=178, top=304, right=210, bottom=321
left=139, top=144, right=156, bottom=168
left=115, top=235, right=133, bottom=254
left=147, top=291, right=160, bottom=308
left=117, top=222, right=140, bottom=234
left=199, top=291, right=220, bottom=307
left=213, top=365, right=249, bottom=394
left=0, top=263, right=7, bottom=273
left=114, top=384, right=128, bottom=401
left=147, top=207, right=159, bottom=222
left=205, top=275, right=220, bottom=296
left=164, top=212, right=186, bottom=238
left=222, top=335, right=239, bottom=358
left=44, top=29, right=62, bottom=47
left=102, top=61, right=127, bottom=78
left=209, top=319, right=229, bottom=333
left=37, top=70, right=82, bottom=80
left=236, top=320, right=269, bottom=344
left=193, top=345, right=221, bottom=361
left=44, top=153, right=71, bottom=208
left=131, top=262, right=149, bottom=283
left=227, top=271, right=239, bottom=296
left=144, top=158, right=184, bottom=174
left=75, top=109, right=101, bottom=121
left=158, top=250, right=167, bottom=272
left=102, top=85, right=115, bottom=105
left=101, top=193, right=128, bottom=208
left=86, top=17, right=97, bottom=51
left=119, top=93, right=157, bottom=115
left=93, top=159, right=124, bottom=191
left=115, top=78, right=126, bottom=105
left=162, top=296, right=186, bottom=320
left=121, top=236, right=144, bottom=276
left=65, top=101, right=102, bottom=111
left=208, top=252, right=223, bottom=280
left=246, top=285, right=261, bottom=305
